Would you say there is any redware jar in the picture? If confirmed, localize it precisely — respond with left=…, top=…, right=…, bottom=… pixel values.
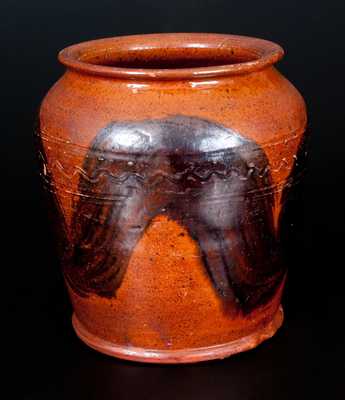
left=36, top=33, right=307, bottom=363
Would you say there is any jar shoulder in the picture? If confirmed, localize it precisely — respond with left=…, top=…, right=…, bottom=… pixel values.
left=39, top=67, right=307, bottom=149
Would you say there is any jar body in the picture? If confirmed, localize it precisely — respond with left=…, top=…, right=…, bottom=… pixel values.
left=37, top=55, right=307, bottom=362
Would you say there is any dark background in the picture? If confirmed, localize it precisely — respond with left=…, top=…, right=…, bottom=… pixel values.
left=2, top=0, right=344, bottom=399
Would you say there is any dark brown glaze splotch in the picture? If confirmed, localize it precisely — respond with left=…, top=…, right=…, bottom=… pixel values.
left=64, top=115, right=285, bottom=312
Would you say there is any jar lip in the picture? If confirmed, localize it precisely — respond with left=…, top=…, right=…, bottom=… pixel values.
left=58, top=33, right=284, bottom=81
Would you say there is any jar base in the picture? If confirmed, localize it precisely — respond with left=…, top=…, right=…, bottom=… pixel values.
left=72, top=305, right=284, bottom=364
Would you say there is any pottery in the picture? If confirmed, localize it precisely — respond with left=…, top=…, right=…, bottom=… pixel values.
left=36, top=33, right=307, bottom=363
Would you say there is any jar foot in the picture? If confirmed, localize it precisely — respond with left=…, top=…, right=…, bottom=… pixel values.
left=72, top=305, right=284, bottom=364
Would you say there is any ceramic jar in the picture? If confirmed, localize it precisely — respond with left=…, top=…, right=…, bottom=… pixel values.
left=36, top=33, right=307, bottom=363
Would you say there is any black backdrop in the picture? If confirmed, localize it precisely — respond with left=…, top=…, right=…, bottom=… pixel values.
left=2, top=1, right=344, bottom=399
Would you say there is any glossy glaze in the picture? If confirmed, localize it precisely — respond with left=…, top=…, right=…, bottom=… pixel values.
left=37, top=33, right=307, bottom=363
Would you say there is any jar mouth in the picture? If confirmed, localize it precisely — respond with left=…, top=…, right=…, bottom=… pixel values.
left=58, top=33, right=284, bottom=81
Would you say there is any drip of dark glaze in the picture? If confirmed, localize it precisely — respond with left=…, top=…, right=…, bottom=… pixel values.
left=61, top=116, right=285, bottom=313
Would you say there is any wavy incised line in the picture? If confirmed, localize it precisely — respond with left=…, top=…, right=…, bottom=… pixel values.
left=42, top=172, right=305, bottom=203
left=43, top=155, right=304, bottom=190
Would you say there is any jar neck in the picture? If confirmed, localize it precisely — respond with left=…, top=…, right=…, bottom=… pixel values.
left=58, top=33, right=284, bottom=81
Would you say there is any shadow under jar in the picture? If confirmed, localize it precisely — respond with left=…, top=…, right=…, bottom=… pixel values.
left=36, top=33, right=307, bottom=363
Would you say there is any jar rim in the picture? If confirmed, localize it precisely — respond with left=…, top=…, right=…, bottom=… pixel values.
left=58, top=33, right=284, bottom=81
